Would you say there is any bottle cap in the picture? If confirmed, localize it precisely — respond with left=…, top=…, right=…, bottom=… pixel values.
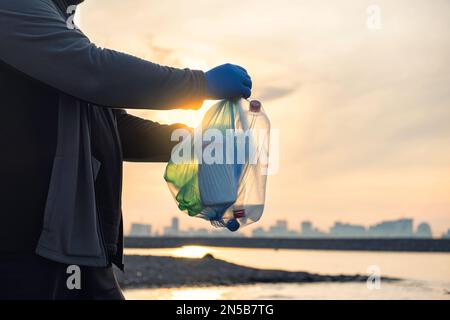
left=226, top=219, right=240, bottom=232
left=250, top=100, right=262, bottom=112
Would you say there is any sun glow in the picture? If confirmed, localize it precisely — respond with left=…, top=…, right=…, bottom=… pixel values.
left=123, top=287, right=226, bottom=300
left=171, top=288, right=225, bottom=300
left=172, top=246, right=215, bottom=259
left=155, top=100, right=216, bottom=128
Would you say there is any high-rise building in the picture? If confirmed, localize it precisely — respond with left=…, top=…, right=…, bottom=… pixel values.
left=163, top=217, right=180, bottom=236
left=301, top=221, right=313, bottom=234
left=299, top=221, right=327, bottom=238
left=329, top=222, right=366, bottom=238
left=442, top=229, right=450, bottom=239
left=415, top=222, right=432, bottom=238
left=367, top=219, right=414, bottom=238
left=128, top=223, right=152, bottom=237
left=172, top=217, right=179, bottom=233
left=268, top=220, right=288, bottom=237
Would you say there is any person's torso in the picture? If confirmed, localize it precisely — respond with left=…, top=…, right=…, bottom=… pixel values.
left=0, top=60, right=58, bottom=251
left=0, top=60, right=123, bottom=258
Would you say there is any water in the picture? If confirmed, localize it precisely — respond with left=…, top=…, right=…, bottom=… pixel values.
left=123, top=246, right=450, bottom=300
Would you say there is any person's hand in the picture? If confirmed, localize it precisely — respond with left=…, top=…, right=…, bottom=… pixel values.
left=205, top=64, right=252, bottom=100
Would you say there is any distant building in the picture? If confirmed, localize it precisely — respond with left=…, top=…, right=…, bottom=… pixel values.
left=300, top=221, right=313, bottom=234
left=128, top=223, right=152, bottom=237
left=266, top=220, right=297, bottom=238
left=270, top=220, right=288, bottom=234
left=172, top=217, right=179, bottom=233
left=442, top=229, right=450, bottom=239
left=163, top=217, right=180, bottom=236
left=368, top=219, right=414, bottom=238
left=329, top=222, right=366, bottom=238
left=252, top=227, right=266, bottom=238
left=299, top=221, right=327, bottom=238
left=248, top=220, right=297, bottom=238
left=415, top=222, right=432, bottom=238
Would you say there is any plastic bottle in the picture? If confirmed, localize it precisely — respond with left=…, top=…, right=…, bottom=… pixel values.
left=224, top=100, right=270, bottom=231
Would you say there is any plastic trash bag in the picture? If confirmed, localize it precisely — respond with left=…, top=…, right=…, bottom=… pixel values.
left=164, top=99, right=270, bottom=232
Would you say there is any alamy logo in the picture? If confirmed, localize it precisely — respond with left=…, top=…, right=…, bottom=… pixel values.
left=170, top=128, right=279, bottom=176
left=66, top=5, right=80, bottom=30
left=66, top=265, right=81, bottom=290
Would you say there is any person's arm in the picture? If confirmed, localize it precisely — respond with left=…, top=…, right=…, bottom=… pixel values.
left=0, top=0, right=205, bottom=110
left=115, top=109, right=191, bottom=162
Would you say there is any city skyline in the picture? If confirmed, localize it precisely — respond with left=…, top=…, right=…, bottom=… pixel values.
left=128, top=216, right=450, bottom=239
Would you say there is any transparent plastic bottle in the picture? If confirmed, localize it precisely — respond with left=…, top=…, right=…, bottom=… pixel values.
left=223, top=100, right=271, bottom=231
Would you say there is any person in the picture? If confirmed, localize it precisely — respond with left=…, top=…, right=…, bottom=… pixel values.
left=0, top=0, right=252, bottom=300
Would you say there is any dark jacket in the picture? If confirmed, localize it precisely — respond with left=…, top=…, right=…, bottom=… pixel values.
left=0, top=0, right=205, bottom=268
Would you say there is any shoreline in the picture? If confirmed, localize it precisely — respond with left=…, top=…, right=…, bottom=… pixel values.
left=116, top=254, right=398, bottom=289
left=125, top=237, right=450, bottom=253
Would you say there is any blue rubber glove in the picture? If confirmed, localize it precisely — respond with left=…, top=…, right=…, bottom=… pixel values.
left=205, top=64, right=252, bottom=100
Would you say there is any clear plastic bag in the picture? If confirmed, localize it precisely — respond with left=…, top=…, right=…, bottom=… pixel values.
left=164, top=99, right=270, bottom=232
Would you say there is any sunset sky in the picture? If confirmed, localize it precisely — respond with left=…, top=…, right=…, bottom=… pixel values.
left=77, top=0, right=450, bottom=236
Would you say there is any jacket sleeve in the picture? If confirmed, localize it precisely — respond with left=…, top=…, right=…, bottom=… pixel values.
left=0, top=0, right=206, bottom=110
left=116, top=109, right=192, bottom=162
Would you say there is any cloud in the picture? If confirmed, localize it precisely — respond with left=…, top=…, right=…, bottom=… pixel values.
left=256, top=85, right=298, bottom=102
left=145, top=36, right=182, bottom=67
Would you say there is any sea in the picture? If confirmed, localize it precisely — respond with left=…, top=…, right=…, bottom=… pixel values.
left=123, top=246, right=450, bottom=300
